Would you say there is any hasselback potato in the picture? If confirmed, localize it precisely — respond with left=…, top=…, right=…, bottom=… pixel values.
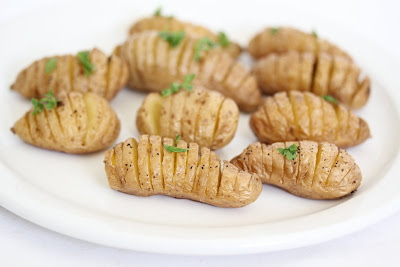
left=231, top=141, right=362, bottom=199
left=11, top=48, right=128, bottom=101
left=116, top=31, right=262, bottom=112
left=248, top=26, right=350, bottom=59
left=104, top=135, right=262, bottom=208
left=252, top=51, right=370, bottom=109
left=250, top=91, right=370, bottom=148
left=129, top=16, right=241, bottom=58
left=12, top=91, right=120, bottom=153
left=136, top=87, right=239, bottom=150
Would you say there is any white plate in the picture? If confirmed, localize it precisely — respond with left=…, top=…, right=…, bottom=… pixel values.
left=1, top=0, right=400, bottom=255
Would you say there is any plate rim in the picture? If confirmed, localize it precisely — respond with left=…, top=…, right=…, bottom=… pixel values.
left=1, top=154, right=400, bottom=255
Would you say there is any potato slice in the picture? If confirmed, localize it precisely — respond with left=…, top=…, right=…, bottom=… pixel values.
left=162, top=138, right=175, bottom=193
left=211, top=98, right=239, bottom=149
left=184, top=142, right=199, bottom=193
left=206, top=151, right=221, bottom=198
left=289, top=91, right=310, bottom=140
left=270, top=142, right=285, bottom=185
left=174, top=139, right=189, bottom=192
left=195, top=91, right=224, bottom=146
left=136, top=93, right=163, bottom=135
left=180, top=89, right=206, bottom=143
left=123, top=138, right=141, bottom=195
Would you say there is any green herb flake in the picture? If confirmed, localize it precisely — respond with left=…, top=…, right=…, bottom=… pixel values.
left=175, top=134, right=181, bottom=146
left=31, top=90, right=60, bottom=115
left=270, top=27, right=279, bottom=35
left=277, top=144, right=298, bottom=160
left=182, top=73, right=195, bottom=91
left=45, top=58, right=57, bottom=74
left=31, top=98, right=43, bottom=115
left=161, top=74, right=196, bottom=97
left=159, top=30, right=185, bottom=48
left=312, top=29, right=318, bottom=38
left=154, top=6, right=162, bottom=16
left=161, top=82, right=181, bottom=97
left=322, top=95, right=338, bottom=105
left=77, top=50, right=95, bottom=77
left=194, top=37, right=216, bottom=61
left=217, top=31, right=230, bottom=47
left=164, top=144, right=189, bottom=153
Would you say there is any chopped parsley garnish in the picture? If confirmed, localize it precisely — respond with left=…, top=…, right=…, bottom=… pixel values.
left=154, top=6, right=162, bottom=16
left=175, top=134, right=181, bottom=146
left=45, top=58, right=57, bottom=74
left=165, top=135, right=189, bottom=153
left=159, top=30, right=185, bottom=47
left=277, top=144, right=298, bottom=160
left=164, top=144, right=190, bottom=153
left=322, top=95, right=338, bottom=105
left=270, top=27, right=279, bottom=35
left=77, top=51, right=95, bottom=77
left=161, top=74, right=195, bottom=97
left=31, top=90, right=60, bottom=115
left=194, top=37, right=216, bottom=61
left=217, top=31, right=230, bottom=47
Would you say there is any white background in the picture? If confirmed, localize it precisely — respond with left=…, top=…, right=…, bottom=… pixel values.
left=1, top=0, right=400, bottom=266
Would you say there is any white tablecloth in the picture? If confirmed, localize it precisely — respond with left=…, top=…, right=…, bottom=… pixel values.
left=1, top=0, right=400, bottom=266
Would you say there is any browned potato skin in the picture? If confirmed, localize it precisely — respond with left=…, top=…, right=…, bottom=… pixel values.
left=252, top=51, right=370, bottom=109
left=11, top=48, right=129, bottom=101
left=248, top=27, right=351, bottom=60
left=231, top=141, right=362, bottom=199
left=129, top=16, right=242, bottom=59
left=136, top=87, right=239, bottom=150
left=12, top=91, right=120, bottom=154
left=250, top=91, right=370, bottom=148
left=104, top=135, right=262, bottom=208
left=116, top=31, right=262, bottom=112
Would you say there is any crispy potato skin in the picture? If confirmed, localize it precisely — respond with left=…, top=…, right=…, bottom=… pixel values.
left=11, top=48, right=129, bottom=101
left=116, top=31, right=262, bottom=112
left=252, top=51, right=370, bottom=109
left=250, top=91, right=370, bottom=148
left=231, top=141, right=362, bottom=199
left=104, top=135, right=262, bottom=208
left=136, top=88, right=239, bottom=150
left=12, top=91, right=120, bottom=154
left=129, top=16, right=242, bottom=59
left=248, top=27, right=350, bottom=59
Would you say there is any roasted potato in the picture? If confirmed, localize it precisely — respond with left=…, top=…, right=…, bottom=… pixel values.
left=252, top=51, right=370, bottom=109
left=129, top=16, right=241, bottom=58
left=115, top=31, right=262, bottom=112
left=104, top=135, right=262, bottom=207
left=250, top=91, right=370, bottom=148
left=248, top=27, right=351, bottom=60
left=136, top=87, right=239, bottom=150
left=11, top=48, right=129, bottom=101
left=231, top=141, right=362, bottom=199
left=12, top=91, right=120, bottom=153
